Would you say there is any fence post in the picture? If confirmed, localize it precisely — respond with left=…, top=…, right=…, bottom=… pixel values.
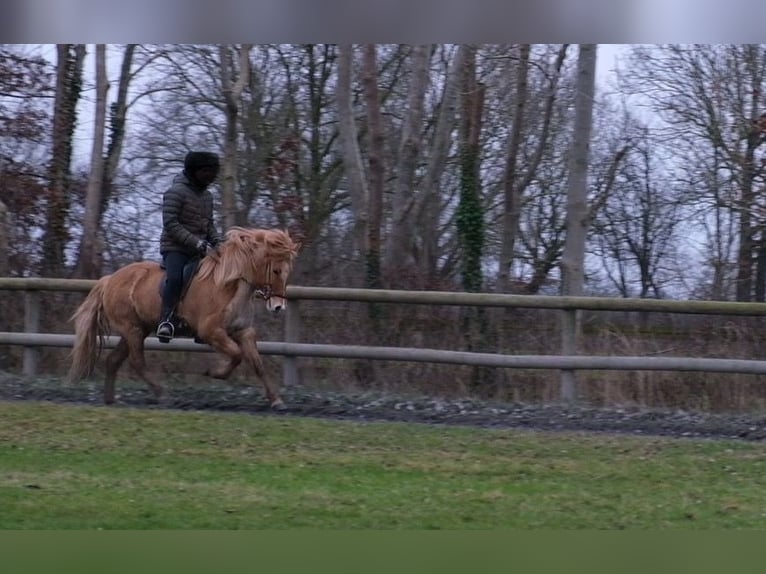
left=23, top=290, right=40, bottom=376
left=282, top=300, right=301, bottom=387
left=559, top=308, right=579, bottom=401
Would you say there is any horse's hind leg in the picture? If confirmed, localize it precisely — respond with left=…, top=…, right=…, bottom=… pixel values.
left=124, top=327, right=164, bottom=402
left=103, top=338, right=129, bottom=405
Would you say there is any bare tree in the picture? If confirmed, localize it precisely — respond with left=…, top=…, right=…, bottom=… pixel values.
left=0, top=45, right=53, bottom=275
left=561, top=44, right=598, bottom=298
left=0, top=199, right=8, bottom=275
left=591, top=124, right=682, bottom=298
left=385, top=44, right=431, bottom=277
left=418, top=45, right=465, bottom=283
left=219, top=44, right=252, bottom=230
left=100, top=44, right=135, bottom=220
left=75, top=44, right=108, bottom=278
left=41, top=43, right=85, bottom=276
left=497, top=44, right=569, bottom=292
left=624, top=44, right=766, bottom=301
left=361, top=44, right=385, bottom=291
left=456, top=44, right=485, bottom=293
left=560, top=44, right=597, bottom=400
left=497, top=44, right=531, bottom=291
left=336, top=44, right=368, bottom=262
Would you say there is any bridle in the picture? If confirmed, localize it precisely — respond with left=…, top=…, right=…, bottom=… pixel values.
left=253, top=284, right=286, bottom=301
left=246, top=260, right=287, bottom=301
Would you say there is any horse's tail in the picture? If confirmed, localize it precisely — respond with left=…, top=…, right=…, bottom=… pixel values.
left=68, top=277, right=111, bottom=382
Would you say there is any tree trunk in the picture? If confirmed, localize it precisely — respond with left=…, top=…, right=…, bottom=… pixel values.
left=456, top=45, right=485, bottom=293
left=456, top=45, right=491, bottom=393
left=361, top=44, right=385, bottom=293
left=0, top=199, right=8, bottom=275
left=418, top=45, right=466, bottom=283
left=740, top=46, right=766, bottom=301
left=358, top=44, right=387, bottom=378
left=220, top=44, right=252, bottom=230
left=561, top=44, right=598, bottom=297
left=385, top=44, right=431, bottom=277
left=497, top=44, right=530, bottom=292
left=75, top=44, right=108, bottom=279
left=736, top=145, right=756, bottom=301
left=100, top=44, right=135, bottom=225
left=560, top=44, right=597, bottom=400
left=41, top=44, right=85, bottom=276
left=336, top=44, right=368, bottom=261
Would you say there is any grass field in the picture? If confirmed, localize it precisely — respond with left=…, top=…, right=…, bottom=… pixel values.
left=2, top=400, right=766, bottom=529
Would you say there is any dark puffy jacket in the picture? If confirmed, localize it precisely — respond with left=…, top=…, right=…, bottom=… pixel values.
left=160, top=172, right=222, bottom=255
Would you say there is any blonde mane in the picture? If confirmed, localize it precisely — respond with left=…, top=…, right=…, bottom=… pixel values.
left=197, top=227, right=299, bottom=287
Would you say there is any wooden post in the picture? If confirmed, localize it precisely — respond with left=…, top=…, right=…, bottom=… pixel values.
left=283, top=300, right=301, bottom=387
left=23, top=291, right=40, bottom=376
left=559, top=308, right=578, bottom=401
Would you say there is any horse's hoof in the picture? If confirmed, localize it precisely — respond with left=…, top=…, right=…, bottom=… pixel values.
left=147, top=386, right=164, bottom=404
left=270, top=399, right=286, bottom=411
left=204, top=366, right=226, bottom=379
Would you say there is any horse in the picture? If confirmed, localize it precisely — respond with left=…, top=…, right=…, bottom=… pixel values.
left=67, top=227, right=300, bottom=409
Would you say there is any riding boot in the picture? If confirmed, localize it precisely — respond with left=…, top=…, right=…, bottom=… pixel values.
left=156, top=304, right=176, bottom=343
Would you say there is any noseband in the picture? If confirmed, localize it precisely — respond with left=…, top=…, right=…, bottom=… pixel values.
left=253, top=284, right=286, bottom=301
left=248, top=261, right=286, bottom=301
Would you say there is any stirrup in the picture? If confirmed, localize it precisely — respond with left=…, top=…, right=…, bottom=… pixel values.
left=157, top=320, right=175, bottom=343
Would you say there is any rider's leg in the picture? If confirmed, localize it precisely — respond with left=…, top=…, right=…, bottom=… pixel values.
left=157, top=251, right=189, bottom=341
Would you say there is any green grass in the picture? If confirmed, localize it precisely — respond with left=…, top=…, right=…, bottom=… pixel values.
left=2, top=400, right=766, bottom=529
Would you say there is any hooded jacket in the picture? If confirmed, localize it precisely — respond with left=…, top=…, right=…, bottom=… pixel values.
left=160, top=171, right=222, bottom=255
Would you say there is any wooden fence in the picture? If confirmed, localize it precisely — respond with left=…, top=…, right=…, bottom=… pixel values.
left=4, top=277, right=766, bottom=401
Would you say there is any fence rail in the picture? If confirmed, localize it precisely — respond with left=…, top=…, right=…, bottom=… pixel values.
left=4, top=332, right=766, bottom=375
left=3, top=277, right=766, bottom=400
left=4, top=277, right=766, bottom=314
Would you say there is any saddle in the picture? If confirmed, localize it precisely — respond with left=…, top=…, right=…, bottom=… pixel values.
left=158, top=257, right=203, bottom=342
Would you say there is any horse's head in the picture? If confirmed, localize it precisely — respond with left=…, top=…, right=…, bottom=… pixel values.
left=258, top=257, right=294, bottom=314
left=202, top=227, right=300, bottom=316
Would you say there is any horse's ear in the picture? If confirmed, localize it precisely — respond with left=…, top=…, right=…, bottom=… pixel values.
left=283, top=228, right=301, bottom=252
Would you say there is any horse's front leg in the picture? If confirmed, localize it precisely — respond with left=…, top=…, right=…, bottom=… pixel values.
left=237, top=326, right=284, bottom=409
left=206, top=355, right=241, bottom=379
left=202, top=329, right=242, bottom=379
left=202, top=326, right=284, bottom=409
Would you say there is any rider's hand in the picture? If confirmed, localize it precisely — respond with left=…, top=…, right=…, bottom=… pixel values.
left=196, top=239, right=214, bottom=256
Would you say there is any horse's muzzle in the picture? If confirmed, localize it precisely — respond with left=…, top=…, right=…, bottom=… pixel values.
left=267, top=297, right=287, bottom=314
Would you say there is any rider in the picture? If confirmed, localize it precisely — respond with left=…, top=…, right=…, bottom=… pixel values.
left=156, top=151, right=223, bottom=342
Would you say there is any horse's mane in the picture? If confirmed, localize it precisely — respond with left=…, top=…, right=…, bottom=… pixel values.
left=197, top=227, right=299, bottom=287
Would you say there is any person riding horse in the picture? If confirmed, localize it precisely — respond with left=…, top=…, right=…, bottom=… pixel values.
left=157, top=151, right=223, bottom=341
left=69, top=226, right=299, bottom=408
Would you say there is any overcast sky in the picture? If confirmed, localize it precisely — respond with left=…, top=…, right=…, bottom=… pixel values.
left=6, top=1, right=764, bottom=43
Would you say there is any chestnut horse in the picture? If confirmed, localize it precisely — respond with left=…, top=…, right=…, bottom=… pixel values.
left=68, top=227, right=300, bottom=408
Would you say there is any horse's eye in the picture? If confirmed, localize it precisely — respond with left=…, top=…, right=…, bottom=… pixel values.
left=273, top=268, right=281, bottom=276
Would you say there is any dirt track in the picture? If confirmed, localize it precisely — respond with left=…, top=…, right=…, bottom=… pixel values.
left=2, top=371, right=766, bottom=441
